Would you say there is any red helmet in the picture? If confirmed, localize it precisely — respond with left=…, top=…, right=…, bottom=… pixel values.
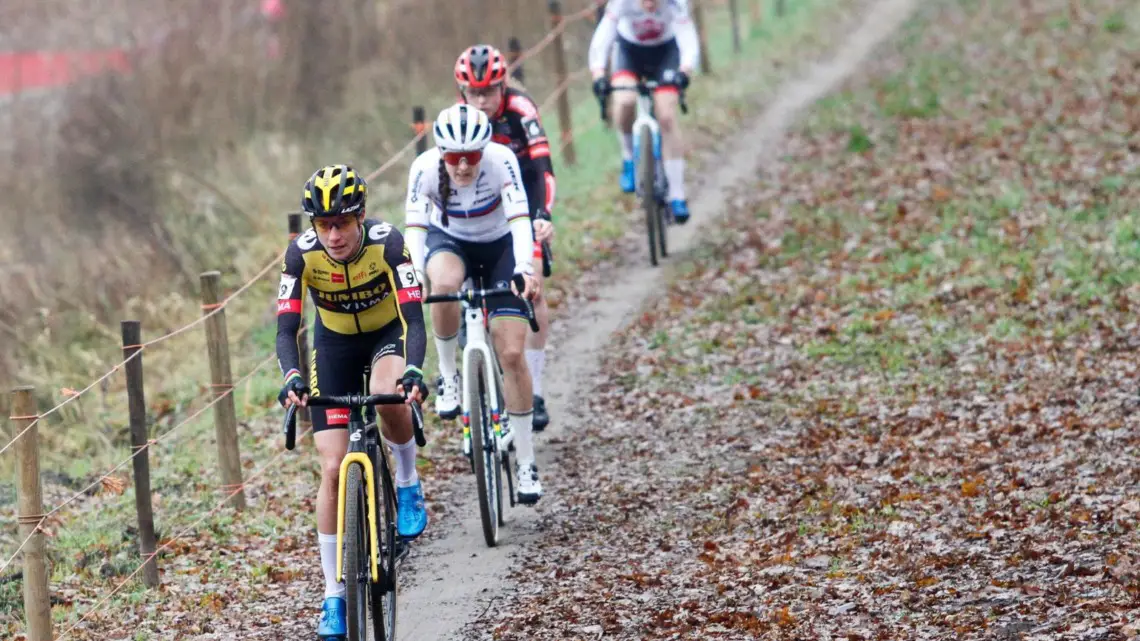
left=454, top=45, right=508, bottom=90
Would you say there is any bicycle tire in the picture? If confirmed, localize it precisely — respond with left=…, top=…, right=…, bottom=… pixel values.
left=658, top=202, right=669, bottom=257
left=638, top=123, right=659, bottom=267
left=344, top=462, right=370, bottom=641
left=467, top=350, right=500, bottom=547
left=370, top=455, right=398, bottom=641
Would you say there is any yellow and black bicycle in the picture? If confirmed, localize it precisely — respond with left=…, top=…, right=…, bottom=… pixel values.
left=284, top=387, right=425, bottom=641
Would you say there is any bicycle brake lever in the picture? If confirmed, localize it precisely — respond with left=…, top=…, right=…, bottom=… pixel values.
left=411, top=403, right=426, bottom=447
left=284, top=404, right=298, bottom=451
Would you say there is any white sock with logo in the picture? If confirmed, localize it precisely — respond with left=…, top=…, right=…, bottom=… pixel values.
left=319, top=532, right=345, bottom=598
left=619, top=133, right=634, bottom=161
left=434, top=332, right=459, bottom=379
left=665, top=158, right=686, bottom=201
left=510, top=410, right=535, bottom=467
left=526, top=349, right=545, bottom=397
left=388, top=437, right=419, bottom=488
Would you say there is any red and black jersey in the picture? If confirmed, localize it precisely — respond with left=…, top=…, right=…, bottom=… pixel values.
left=487, top=87, right=557, bottom=220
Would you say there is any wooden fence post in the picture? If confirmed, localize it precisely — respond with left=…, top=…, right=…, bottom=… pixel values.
left=729, top=0, right=742, bottom=52
left=200, top=272, right=247, bottom=510
left=692, top=0, right=712, bottom=75
left=412, top=106, right=428, bottom=155
left=508, top=37, right=524, bottom=82
left=10, top=386, right=53, bottom=640
left=596, top=2, right=613, bottom=129
left=287, top=213, right=311, bottom=431
left=548, top=0, right=577, bottom=166
left=119, top=323, right=160, bottom=588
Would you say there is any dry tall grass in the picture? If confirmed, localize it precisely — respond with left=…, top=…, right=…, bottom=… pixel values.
left=0, top=0, right=599, bottom=441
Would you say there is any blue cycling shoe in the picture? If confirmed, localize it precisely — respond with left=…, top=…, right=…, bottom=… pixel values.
left=620, top=160, right=636, bottom=193
left=317, top=596, right=347, bottom=640
left=397, top=481, right=429, bottom=539
left=670, top=199, right=690, bottom=224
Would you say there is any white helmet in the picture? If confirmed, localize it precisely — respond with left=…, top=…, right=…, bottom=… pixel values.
left=433, top=103, right=492, bottom=153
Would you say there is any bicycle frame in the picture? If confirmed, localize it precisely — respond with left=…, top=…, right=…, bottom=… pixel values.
left=459, top=299, right=514, bottom=454
left=335, top=410, right=383, bottom=584
left=629, top=91, right=666, bottom=203
left=283, top=394, right=412, bottom=586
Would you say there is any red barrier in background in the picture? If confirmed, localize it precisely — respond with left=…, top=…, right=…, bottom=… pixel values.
left=0, top=49, right=131, bottom=96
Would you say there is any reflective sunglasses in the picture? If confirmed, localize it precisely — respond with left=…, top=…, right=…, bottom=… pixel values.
left=442, top=150, right=483, bottom=166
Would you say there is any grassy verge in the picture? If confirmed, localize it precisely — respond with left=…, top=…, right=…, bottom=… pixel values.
left=479, top=0, right=1140, bottom=637
left=0, top=0, right=869, bottom=634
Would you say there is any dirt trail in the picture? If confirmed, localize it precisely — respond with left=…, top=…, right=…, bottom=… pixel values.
left=395, top=0, right=918, bottom=638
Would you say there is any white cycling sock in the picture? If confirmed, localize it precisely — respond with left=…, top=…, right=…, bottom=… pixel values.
left=526, top=349, right=545, bottom=397
left=319, top=532, right=345, bottom=598
left=434, top=332, right=459, bottom=379
left=388, top=437, right=419, bottom=488
left=510, top=410, right=535, bottom=467
left=665, top=158, right=686, bottom=201
left=619, top=132, right=634, bottom=161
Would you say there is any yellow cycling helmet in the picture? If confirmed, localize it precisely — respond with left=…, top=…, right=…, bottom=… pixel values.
left=302, top=164, right=366, bottom=218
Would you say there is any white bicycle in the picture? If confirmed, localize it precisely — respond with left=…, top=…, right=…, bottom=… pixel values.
left=424, top=280, right=538, bottom=547
left=598, top=78, right=689, bottom=267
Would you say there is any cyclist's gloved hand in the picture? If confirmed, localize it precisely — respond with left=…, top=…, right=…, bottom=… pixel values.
left=674, top=70, right=690, bottom=91
left=512, top=271, right=539, bottom=301
left=398, top=367, right=428, bottom=405
left=532, top=212, right=554, bottom=244
left=277, top=375, right=309, bottom=408
left=592, top=77, right=610, bottom=100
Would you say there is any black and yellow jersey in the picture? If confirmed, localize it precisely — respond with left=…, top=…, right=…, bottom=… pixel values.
left=274, top=219, right=426, bottom=381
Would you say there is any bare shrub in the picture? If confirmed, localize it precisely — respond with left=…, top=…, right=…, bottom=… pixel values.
left=0, top=0, right=600, bottom=444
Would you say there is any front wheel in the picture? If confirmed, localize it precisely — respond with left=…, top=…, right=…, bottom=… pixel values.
left=467, top=351, right=500, bottom=547
left=638, top=123, right=661, bottom=267
left=344, top=462, right=370, bottom=641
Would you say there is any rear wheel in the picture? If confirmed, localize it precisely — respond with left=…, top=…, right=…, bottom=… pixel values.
left=638, top=123, right=659, bottom=267
left=468, top=351, right=500, bottom=547
left=344, top=463, right=369, bottom=641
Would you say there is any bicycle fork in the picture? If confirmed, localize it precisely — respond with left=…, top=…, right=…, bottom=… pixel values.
left=460, top=309, right=512, bottom=455
left=631, top=116, right=664, bottom=199
left=335, top=451, right=380, bottom=584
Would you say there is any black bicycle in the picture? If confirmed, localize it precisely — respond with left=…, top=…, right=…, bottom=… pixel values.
left=284, top=381, right=425, bottom=641
left=598, top=79, right=689, bottom=267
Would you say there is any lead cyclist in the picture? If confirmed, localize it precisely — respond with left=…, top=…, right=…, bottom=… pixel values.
left=588, top=0, right=700, bottom=223
left=404, top=103, right=545, bottom=504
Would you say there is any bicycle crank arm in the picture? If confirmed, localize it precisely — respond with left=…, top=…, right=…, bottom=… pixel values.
left=498, top=430, right=515, bottom=452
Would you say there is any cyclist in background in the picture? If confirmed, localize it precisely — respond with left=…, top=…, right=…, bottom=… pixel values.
left=275, top=164, right=429, bottom=640
left=588, top=0, right=699, bottom=223
left=404, top=103, right=545, bottom=505
left=453, top=44, right=556, bottom=432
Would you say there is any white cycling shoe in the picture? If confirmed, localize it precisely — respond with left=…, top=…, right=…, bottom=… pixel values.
left=516, top=461, right=543, bottom=505
left=435, top=374, right=461, bottom=420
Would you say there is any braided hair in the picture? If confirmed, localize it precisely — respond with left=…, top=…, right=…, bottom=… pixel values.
left=437, top=158, right=451, bottom=228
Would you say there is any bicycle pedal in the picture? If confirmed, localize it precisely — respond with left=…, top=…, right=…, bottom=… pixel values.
left=394, top=540, right=411, bottom=562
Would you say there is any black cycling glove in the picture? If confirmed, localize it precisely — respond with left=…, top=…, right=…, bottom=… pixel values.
left=674, top=70, right=691, bottom=91
left=399, top=367, right=429, bottom=403
left=277, top=375, right=309, bottom=407
left=592, top=77, right=610, bottom=100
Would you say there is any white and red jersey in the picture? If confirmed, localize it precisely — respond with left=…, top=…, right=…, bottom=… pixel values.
left=588, top=0, right=700, bottom=72
left=403, top=141, right=534, bottom=275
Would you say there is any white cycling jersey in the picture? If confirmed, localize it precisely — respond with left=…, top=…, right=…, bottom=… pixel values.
left=404, top=142, right=534, bottom=276
left=588, top=0, right=700, bottom=72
